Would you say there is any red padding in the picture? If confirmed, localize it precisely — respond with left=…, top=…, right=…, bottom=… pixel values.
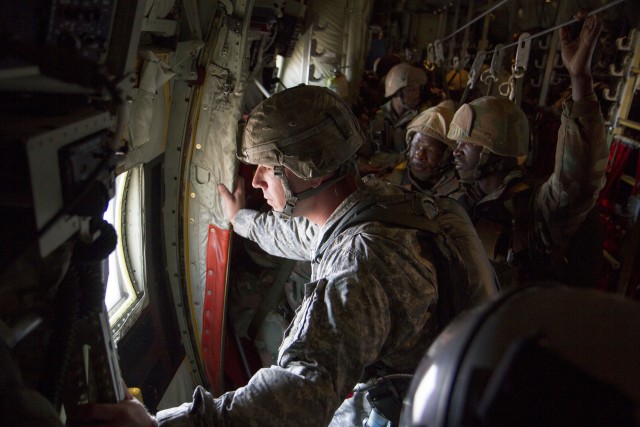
left=202, top=224, right=231, bottom=395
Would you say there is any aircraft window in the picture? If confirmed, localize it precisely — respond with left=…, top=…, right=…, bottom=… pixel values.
left=104, top=165, right=148, bottom=338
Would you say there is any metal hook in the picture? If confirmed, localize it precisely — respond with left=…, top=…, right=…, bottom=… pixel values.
left=603, top=80, right=622, bottom=101
left=531, top=74, right=542, bottom=88
left=553, top=52, right=564, bottom=69
left=615, top=28, right=637, bottom=51
left=314, top=20, right=328, bottom=32
left=534, top=53, right=547, bottom=69
left=537, top=35, right=550, bottom=50
left=308, top=63, right=322, bottom=82
left=549, top=70, right=563, bottom=85
left=310, top=39, right=325, bottom=57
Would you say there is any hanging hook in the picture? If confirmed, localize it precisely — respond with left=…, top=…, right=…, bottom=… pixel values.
left=603, top=80, right=623, bottom=101
left=308, top=63, right=322, bottom=82
left=549, top=70, right=563, bottom=85
left=553, top=51, right=564, bottom=69
left=310, top=39, right=325, bottom=57
left=531, top=73, right=542, bottom=88
left=615, top=28, right=637, bottom=51
left=537, top=34, right=550, bottom=50
left=534, top=53, right=547, bottom=69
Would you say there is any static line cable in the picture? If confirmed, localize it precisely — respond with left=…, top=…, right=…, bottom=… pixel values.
left=498, top=0, right=627, bottom=51
left=442, top=0, right=512, bottom=43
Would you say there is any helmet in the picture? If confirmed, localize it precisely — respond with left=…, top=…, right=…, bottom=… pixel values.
left=374, top=54, right=403, bottom=79
left=239, top=85, right=363, bottom=179
left=385, top=63, right=428, bottom=98
left=406, top=100, right=456, bottom=149
left=400, top=284, right=640, bottom=427
left=448, top=96, right=529, bottom=157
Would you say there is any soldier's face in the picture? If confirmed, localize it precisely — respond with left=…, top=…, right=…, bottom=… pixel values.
left=402, top=84, right=421, bottom=109
left=252, top=165, right=310, bottom=213
left=453, top=140, right=483, bottom=173
left=253, top=165, right=284, bottom=210
left=408, top=133, right=446, bottom=181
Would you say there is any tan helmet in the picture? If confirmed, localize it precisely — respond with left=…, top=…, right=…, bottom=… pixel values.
left=239, top=85, right=363, bottom=179
left=384, top=63, right=428, bottom=98
left=447, top=96, right=529, bottom=157
left=406, top=100, right=456, bottom=149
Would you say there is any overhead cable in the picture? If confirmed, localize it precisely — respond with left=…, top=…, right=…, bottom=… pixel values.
left=498, top=0, right=627, bottom=51
left=442, top=0, right=512, bottom=42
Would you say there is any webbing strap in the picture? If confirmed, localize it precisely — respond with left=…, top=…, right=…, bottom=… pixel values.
left=315, top=193, right=441, bottom=261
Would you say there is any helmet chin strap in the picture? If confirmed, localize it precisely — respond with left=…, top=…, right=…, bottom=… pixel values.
left=273, top=164, right=353, bottom=219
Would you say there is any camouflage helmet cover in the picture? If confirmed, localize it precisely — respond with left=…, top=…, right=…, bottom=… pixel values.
left=385, top=63, right=428, bottom=98
left=406, top=100, right=456, bottom=149
left=447, top=96, right=529, bottom=157
left=239, top=85, right=363, bottom=179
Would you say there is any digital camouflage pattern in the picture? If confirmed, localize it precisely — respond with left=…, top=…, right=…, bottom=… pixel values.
left=448, top=96, right=530, bottom=157
left=456, top=95, right=608, bottom=288
left=239, top=85, right=363, bottom=179
left=156, top=176, right=496, bottom=426
left=369, top=100, right=419, bottom=153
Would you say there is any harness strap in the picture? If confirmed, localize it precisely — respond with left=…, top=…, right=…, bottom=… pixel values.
left=314, top=192, right=441, bottom=262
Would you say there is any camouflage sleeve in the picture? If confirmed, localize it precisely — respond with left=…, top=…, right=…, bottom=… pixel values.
left=156, top=225, right=437, bottom=427
left=232, top=209, right=317, bottom=261
left=535, top=94, right=608, bottom=248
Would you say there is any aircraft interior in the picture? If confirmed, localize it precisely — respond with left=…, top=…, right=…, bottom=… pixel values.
left=1, top=0, right=639, bottom=425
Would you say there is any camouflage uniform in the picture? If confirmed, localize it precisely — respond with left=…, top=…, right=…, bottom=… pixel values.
left=454, top=95, right=608, bottom=287
left=385, top=161, right=460, bottom=197
left=368, top=101, right=419, bottom=153
left=156, top=176, right=496, bottom=426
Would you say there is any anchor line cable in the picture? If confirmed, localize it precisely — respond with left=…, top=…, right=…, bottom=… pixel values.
left=441, top=0, right=512, bottom=42
left=438, top=0, right=626, bottom=57
left=497, top=0, right=627, bottom=51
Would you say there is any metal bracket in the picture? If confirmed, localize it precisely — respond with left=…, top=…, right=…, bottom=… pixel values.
left=467, top=50, right=486, bottom=89
left=513, top=32, right=531, bottom=76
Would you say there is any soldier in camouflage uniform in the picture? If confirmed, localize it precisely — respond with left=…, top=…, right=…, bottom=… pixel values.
left=383, top=100, right=461, bottom=198
left=450, top=12, right=608, bottom=288
left=69, top=85, right=494, bottom=427
left=365, top=63, right=427, bottom=161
